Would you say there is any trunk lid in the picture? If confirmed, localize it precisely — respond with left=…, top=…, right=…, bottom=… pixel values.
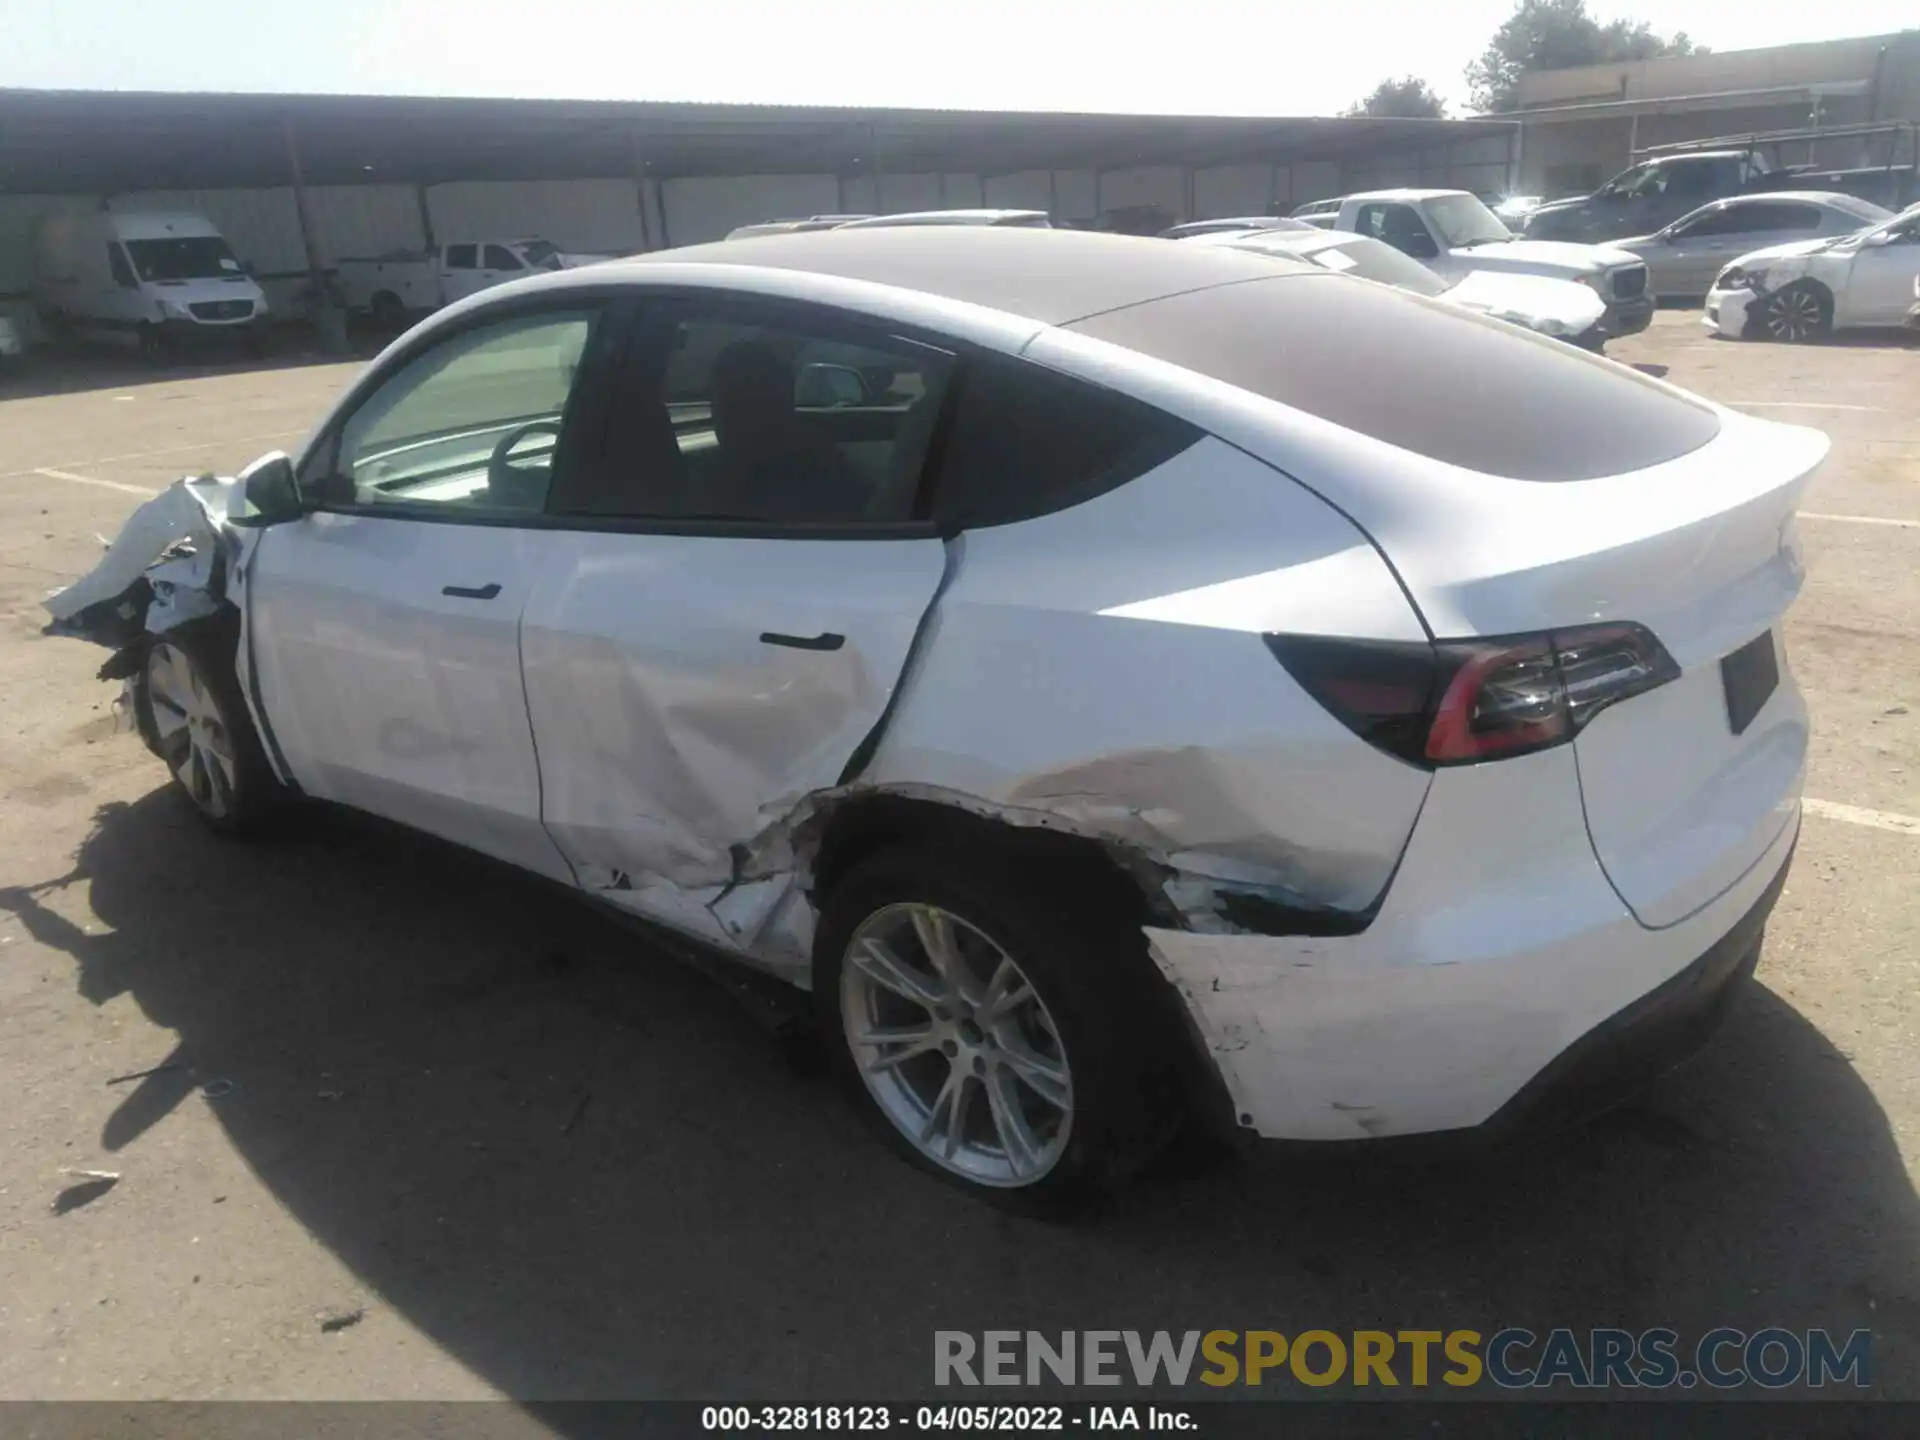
left=1294, top=408, right=1826, bottom=928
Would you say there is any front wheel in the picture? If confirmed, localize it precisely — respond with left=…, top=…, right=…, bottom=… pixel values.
left=1757, top=282, right=1832, bottom=343
left=141, top=616, right=279, bottom=834
left=815, top=846, right=1178, bottom=1211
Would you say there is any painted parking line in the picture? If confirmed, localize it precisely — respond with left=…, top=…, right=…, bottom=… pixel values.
left=1805, top=798, right=1920, bottom=836
left=28, top=468, right=159, bottom=498
left=1800, top=511, right=1920, bottom=530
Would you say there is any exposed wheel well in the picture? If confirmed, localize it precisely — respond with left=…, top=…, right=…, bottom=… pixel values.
left=806, top=791, right=1242, bottom=1144
left=1769, top=277, right=1835, bottom=308
left=807, top=792, right=1167, bottom=930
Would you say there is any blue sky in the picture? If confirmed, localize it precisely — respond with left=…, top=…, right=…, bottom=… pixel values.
left=3, top=0, right=1914, bottom=116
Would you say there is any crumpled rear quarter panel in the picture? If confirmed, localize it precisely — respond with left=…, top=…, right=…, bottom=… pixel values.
left=867, top=436, right=1432, bottom=916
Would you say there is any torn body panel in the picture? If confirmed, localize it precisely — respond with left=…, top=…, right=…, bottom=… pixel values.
left=41, top=475, right=261, bottom=757
left=43, top=474, right=239, bottom=644
left=859, top=438, right=1432, bottom=917
left=562, top=440, right=1433, bottom=979
left=513, top=526, right=952, bottom=954
left=1145, top=745, right=1801, bottom=1141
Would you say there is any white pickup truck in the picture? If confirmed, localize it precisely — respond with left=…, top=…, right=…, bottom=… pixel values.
left=1329, top=190, right=1655, bottom=348
left=337, top=238, right=613, bottom=327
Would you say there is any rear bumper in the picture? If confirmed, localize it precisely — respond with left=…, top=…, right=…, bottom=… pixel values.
left=1145, top=745, right=1801, bottom=1142
left=1479, top=836, right=1787, bottom=1135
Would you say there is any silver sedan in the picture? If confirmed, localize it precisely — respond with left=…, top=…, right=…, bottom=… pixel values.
left=1618, top=191, right=1891, bottom=299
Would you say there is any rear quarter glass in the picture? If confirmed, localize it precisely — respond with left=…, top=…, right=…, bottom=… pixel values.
left=1065, top=274, right=1722, bottom=482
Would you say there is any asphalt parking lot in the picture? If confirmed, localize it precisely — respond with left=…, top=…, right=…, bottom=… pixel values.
left=0, top=314, right=1916, bottom=1405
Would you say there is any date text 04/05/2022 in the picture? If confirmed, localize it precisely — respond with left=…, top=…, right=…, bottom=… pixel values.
left=701, top=1405, right=1195, bottom=1431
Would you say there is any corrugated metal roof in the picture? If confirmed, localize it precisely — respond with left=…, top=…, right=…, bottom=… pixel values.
left=0, top=88, right=1515, bottom=194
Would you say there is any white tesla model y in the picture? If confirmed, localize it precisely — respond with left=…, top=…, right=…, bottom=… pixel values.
left=50, top=227, right=1821, bottom=1209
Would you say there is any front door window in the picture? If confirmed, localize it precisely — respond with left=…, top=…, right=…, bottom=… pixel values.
left=319, top=309, right=599, bottom=515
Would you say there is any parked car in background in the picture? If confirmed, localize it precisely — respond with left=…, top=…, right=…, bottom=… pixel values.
left=1706, top=201, right=1920, bottom=342
left=1329, top=189, right=1651, bottom=346
left=1187, top=226, right=1604, bottom=342
left=32, top=210, right=269, bottom=355
left=1526, top=131, right=1919, bottom=244
left=1159, top=216, right=1315, bottom=239
left=1616, top=192, right=1892, bottom=300
left=1289, top=196, right=1345, bottom=227
left=836, top=210, right=1052, bottom=229
left=47, top=226, right=1821, bottom=1209
left=337, top=238, right=612, bottom=328
left=1482, top=193, right=1545, bottom=226
left=726, top=216, right=874, bottom=239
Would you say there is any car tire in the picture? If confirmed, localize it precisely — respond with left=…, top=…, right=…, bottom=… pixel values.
left=370, top=291, right=406, bottom=332
left=814, top=842, right=1180, bottom=1213
left=138, top=610, right=280, bottom=836
left=1757, top=282, right=1832, bottom=343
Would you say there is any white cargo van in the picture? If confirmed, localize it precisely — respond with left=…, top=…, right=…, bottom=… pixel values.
left=33, top=210, right=270, bottom=353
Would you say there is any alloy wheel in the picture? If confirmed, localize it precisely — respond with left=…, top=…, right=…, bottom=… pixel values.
left=840, top=902, right=1072, bottom=1187
left=146, top=641, right=238, bottom=820
left=1762, top=288, right=1825, bottom=342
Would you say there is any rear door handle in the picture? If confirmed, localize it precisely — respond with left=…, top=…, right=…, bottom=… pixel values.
left=759, top=631, right=845, bottom=651
left=442, top=582, right=502, bottom=600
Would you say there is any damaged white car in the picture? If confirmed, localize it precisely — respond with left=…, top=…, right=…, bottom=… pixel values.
left=1705, top=200, right=1920, bottom=341
left=47, top=227, right=1821, bottom=1209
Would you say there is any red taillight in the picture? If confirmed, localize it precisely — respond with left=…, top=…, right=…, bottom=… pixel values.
left=1424, top=636, right=1564, bottom=762
left=1265, top=623, right=1679, bottom=768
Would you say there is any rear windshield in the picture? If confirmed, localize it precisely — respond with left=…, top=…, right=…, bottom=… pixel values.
left=1067, top=274, right=1721, bottom=481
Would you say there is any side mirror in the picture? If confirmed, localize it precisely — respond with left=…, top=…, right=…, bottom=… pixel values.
left=230, top=451, right=303, bottom=527
left=795, top=362, right=869, bottom=408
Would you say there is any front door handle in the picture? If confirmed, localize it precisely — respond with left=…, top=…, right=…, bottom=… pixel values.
left=760, top=630, right=845, bottom=651
left=442, top=582, right=502, bottom=600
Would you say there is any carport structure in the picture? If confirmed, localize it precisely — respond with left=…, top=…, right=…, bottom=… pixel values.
left=0, top=89, right=1517, bottom=320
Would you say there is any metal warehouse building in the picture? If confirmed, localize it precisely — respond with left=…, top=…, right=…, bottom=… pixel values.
left=0, top=89, right=1518, bottom=331
left=1512, top=28, right=1920, bottom=196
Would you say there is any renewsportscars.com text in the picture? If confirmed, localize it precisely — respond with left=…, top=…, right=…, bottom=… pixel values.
left=934, top=1328, right=1871, bottom=1390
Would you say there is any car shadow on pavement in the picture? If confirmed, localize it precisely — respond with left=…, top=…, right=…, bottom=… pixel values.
left=7, top=786, right=1917, bottom=1402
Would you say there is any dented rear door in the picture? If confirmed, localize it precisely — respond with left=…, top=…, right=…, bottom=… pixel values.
left=519, top=295, right=956, bottom=949
left=520, top=530, right=947, bottom=944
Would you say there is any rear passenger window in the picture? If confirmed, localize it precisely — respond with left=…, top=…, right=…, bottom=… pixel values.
left=444, top=244, right=477, bottom=270
left=556, top=303, right=954, bottom=525
left=929, top=355, right=1202, bottom=528
left=1738, top=202, right=1822, bottom=233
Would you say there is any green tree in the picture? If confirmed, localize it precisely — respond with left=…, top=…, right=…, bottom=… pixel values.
left=1344, top=76, right=1450, bottom=119
left=1467, top=0, right=1704, bottom=113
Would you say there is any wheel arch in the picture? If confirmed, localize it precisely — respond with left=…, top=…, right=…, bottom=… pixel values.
left=803, top=789, right=1244, bottom=1143
left=806, top=790, right=1172, bottom=932
left=1769, top=274, right=1836, bottom=312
